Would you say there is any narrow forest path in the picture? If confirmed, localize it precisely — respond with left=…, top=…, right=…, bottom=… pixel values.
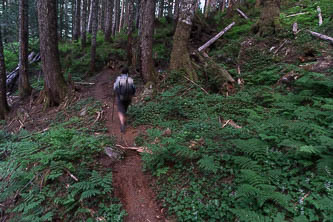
left=91, top=69, right=165, bottom=222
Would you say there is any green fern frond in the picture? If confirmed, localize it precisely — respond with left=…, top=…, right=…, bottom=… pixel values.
left=232, top=138, right=268, bottom=161
left=233, top=156, right=261, bottom=170
left=239, top=169, right=269, bottom=187
left=80, top=189, right=101, bottom=201
left=231, top=209, right=269, bottom=222
left=197, top=155, right=218, bottom=173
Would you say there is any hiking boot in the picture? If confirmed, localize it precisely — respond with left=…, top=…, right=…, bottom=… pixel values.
left=120, top=124, right=125, bottom=133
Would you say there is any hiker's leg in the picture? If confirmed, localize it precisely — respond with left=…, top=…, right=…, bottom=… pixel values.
left=118, top=111, right=126, bottom=132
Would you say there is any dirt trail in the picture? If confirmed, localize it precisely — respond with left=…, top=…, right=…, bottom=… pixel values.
left=92, top=69, right=164, bottom=222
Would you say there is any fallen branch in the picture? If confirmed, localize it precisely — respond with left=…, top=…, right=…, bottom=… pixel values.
left=236, top=8, right=249, bottom=20
left=286, top=12, right=308, bottom=17
left=65, top=169, right=79, bottom=182
left=219, top=117, right=242, bottom=129
left=74, top=82, right=95, bottom=85
left=92, top=111, right=103, bottom=125
left=198, top=22, right=235, bottom=52
left=184, top=75, right=209, bottom=95
left=274, top=40, right=288, bottom=54
left=308, top=30, right=333, bottom=44
left=317, top=6, right=323, bottom=26
left=115, top=144, right=152, bottom=153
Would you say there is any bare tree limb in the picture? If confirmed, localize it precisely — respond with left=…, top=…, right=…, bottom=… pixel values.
left=198, top=22, right=235, bottom=52
left=308, top=30, right=333, bottom=44
left=236, top=8, right=249, bottom=20
left=286, top=12, right=308, bottom=17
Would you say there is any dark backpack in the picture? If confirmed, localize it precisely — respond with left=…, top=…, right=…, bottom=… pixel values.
left=115, top=74, right=135, bottom=101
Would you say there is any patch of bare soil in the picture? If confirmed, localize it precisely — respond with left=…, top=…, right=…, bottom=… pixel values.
left=92, top=69, right=165, bottom=222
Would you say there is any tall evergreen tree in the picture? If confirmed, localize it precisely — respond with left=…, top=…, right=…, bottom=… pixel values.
left=18, top=0, right=32, bottom=98
left=89, top=0, right=99, bottom=73
left=104, top=0, right=114, bottom=42
left=73, top=0, right=81, bottom=40
left=37, top=0, right=67, bottom=106
left=140, top=0, right=156, bottom=83
left=0, top=30, right=9, bottom=120
left=81, top=0, right=88, bottom=48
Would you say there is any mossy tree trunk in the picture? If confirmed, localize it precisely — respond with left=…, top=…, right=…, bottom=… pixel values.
left=0, top=30, right=9, bottom=120
left=169, top=0, right=197, bottom=81
left=37, top=0, right=67, bottom=107
left=252, top=0, right=281, bottom=37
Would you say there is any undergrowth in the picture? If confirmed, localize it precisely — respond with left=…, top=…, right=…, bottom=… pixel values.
left=130, top=64, right=333, bottom=221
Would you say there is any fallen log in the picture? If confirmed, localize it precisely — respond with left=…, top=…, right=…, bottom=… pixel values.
left=6, top=51, right=40, bottom=93
left=308, top=30, right=333, bottom=44
left=236, top=8, right=249, bottom=20
left=198, top=22, right=235, bottom=52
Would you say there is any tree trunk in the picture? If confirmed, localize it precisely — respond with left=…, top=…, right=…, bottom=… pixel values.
left=127, top=0, right=135, bottom=68
left=89, top=0, right=99, bottom=74
left=113, top=0, right=120, bottom=35
left=99, top=0, right=106, bottom=31
left=140, top=0, right=156, bottom=83
left=59, top=0, right=64, bottom=39
left=158, top=0, right=164, bottom=18
left=0, top=30, right=9, bottom=119
left=173, top=0, right=180, bottom=21
left=135, top=0, right=140, bottom=29
left=18, top=0, right=32, bottom=98
left=81, top=0, right=88, bottom=48
left=37, top=0, right=67, bottom=107
left=119, top=0, right=125, bottom=31
left=73, top=0, right=81, bottom=41
left=167, top=0, right=172, bottom=18
left=104, top=0, right=114, bottom=42
left=169, top=0, right=197, bottom=80
left=252, top=0, right=280, bottom=37
left=88, top=0, right=94, bottom=33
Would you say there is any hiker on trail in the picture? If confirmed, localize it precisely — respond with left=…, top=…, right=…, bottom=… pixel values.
left=113, top=68, right=136, bottom=133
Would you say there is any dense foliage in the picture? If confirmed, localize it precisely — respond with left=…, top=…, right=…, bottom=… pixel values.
left=0, top=99, right=125, bottom=221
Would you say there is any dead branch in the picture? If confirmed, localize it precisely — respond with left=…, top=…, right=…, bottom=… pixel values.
left=274, top=40, right=288, bottom=54
left=219, top=116, right=242, bottom=129
left=308, top=30, right=333, bottom=44
left=65, top=169, right=79, bottom=182
left=74, top=82, right=95, bottom=85
left=115, top=144, right=152, bottom=153
left=92, top=111, right=102, bottom=125
left=236, top=8, right=249, bottom=20
left=183, top=75, right=209, bottom=95
left=317, top=6, right=323, bottom=26
left=198, top=22, right=235, bottom=52
left=286, top=12, right=308, bottom=17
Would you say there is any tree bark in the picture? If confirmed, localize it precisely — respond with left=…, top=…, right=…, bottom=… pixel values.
left=173, top=0, right=180, bottom=21
left=59, top=0, right=64, bottom=39
left=104, top=0, right=114, bottom=42
left=113, top=0, right=120, bottom=35
left=89, top=0, right=99, bottom=74
left=127, top=0, right=135, bottom=68
left=37, top=0, right=67, bottom=107
left=158, top=0, right=164, bottom=18
left=169, top=0, right=197, bottom=80
left=252, top=0, right=280, bottom=37
left=18, top=0, right=32, bottom=98
left=135, top=0, right=141, bottom=29
left=140, top=0, right=156, bottom=83
left=88, top=0, right=94, bottom=33
left=119, top=0, right=126, bottom=31
left=73, top=0, right=81, bottom=41
left=167, top=0, right=172, bottom=18
left=0, top=30, right=9, bottom=119
left=81, top=0, right=88, bottom=48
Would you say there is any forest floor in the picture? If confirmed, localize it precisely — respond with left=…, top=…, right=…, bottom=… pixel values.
left=90, top=68, right=165, bottom=222
left=3, top=68, right=165, bottom=222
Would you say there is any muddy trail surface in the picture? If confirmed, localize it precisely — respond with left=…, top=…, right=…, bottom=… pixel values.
left=91, top=69, right=165, bottom=222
